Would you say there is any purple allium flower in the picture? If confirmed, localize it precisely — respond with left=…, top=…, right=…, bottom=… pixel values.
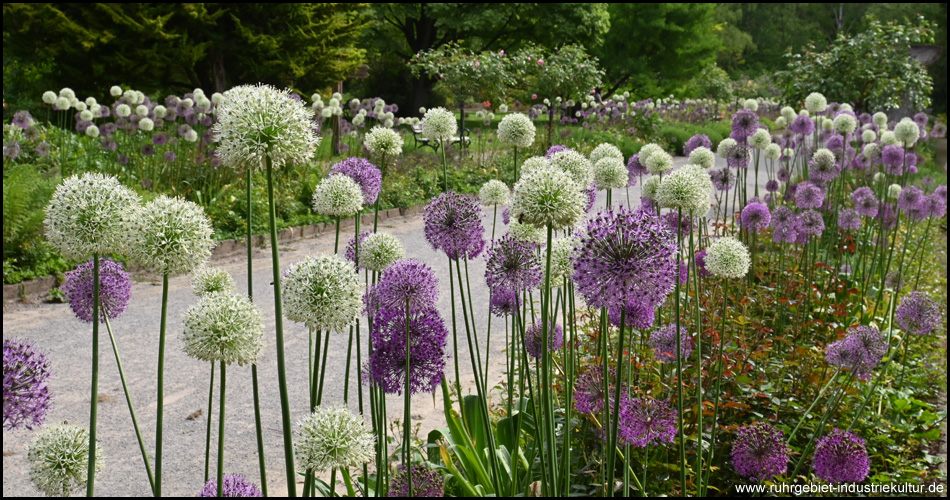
left=885, top=271, right=904, bottom=291
left=618, top=398, right=677, bottom=448
left=897, top=185, right=924, bottom=213
left=649, top=323, right=692, bottom=363
left=731, top=423, right=790, bottom=482
left=627, top=153, right=648, bottom=177
left=771, top=206, right=795, bottom=228
left=489, top=287, right=519, bottom=318
left=524, top=320, right=564, bottom=360
left=731, top=109, right=759, bottom=140
left=684, top=134, right=712, bottom=156
left=881, top=145, right=904, bottom=175
left=388, top=464, right=444, bottom=497
left=796, top=182, right=825, bottom=210
left=662, top=211, right=693, bottom=237
left=695, top=249, right=711, bottom=277
left=484, top=234, right=541, bottom=293
left=100, top=136, right=118, bottom=152
left=726, top=144, right=751, bottom=169
left=895, top=291, right=942, bottom=336
left=741, top=202, right=771, bottom=231
left=772, top=224, right=799, bottom=244
left=921, top=195, right=947, bottom=219
left=825, top=326, right=887, bottom=380
left=935, top=185, right=947, bottom=203
left=424, top=192, right=485, bottom=260
left=851, top=153, right=869, bottom=170
left=765, top=179, right=780, bottom=193
left=573, top=207, right=677, bottom=310
left=574, top=365, right=621, bottom=414
left=809, top=150, right=841, bottom=182
left=813, top=429, right=871, bottom=484
left=197, top=474, right=263, bottom=497
left=3, top=340, right=53, bottom=431
left=709, top=167, right=736, bottom=191
left=13, top=110, right=34, bottom=129
left=545, top=145, right=569, bottom=158
left=913, top=112, right=928, bottom=129
left=501, top=206, right=511, bottom=225
left=152, top=132, right=168, bottom=145
left=368, top=307, right=447, bottom=395
left=61, top=258, right=132, bottom=323
left=584, top=183, right=597, bottom=212
left=344, top=231, right=372, bottom=268
left=608, top=296, right=657, bottom=330
left=4, top=141, right=21, bottom=160
left=35, top=142, right=51, bottom=157
left=777, top=168, right=790, bottom=183
left=330, top=157, right=382, bottom=206
left=931, top=123, right=947, bottom=138
left=164, top=150, right=176, bottom=162
left=375, top=259, right=438, bottom=314
left=837, top=208, right=861, bottom=231
left=141, top=143, right=155, bottom=156
left=790, top=114, right=815, bottom=136
left=852, top=192, right=880, bottom=219
left=798, top=210, right=825, bottom=236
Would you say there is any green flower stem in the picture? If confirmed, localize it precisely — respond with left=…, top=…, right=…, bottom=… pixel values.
left=310, top=330, right=322, bottom=410
left=404, top=299, right=413, bottom=497
left=848, top=335, right=906, bottom=432
left=153, top=272, right=169, bottom=497
left=605, top=305, right=626, bottom=497
left=267, top=157, right=297, bottom=497
left=788, top=371, right=856, bottom=480
left=341, top=467, right=356, bottom=497
left=86, top=254, right=100, bottom=498
left=447, top=259, right=462, bottom=403
left=104, top=316, right=155, bottom=493
left=541, top=225, right=558, bottom=493
left=246, top=170, right=267, bottom=496
left=674, top=209, right=686, bottom=493
left=317, top=331, right=331, bottom=405
left=344, top=328, right=355, bottom=403
left=462, top=259, right=488, bottom=390
left=354, top=213, right=368, bottom=493
left=216, top=362, right=226, bottom=498
left=689, top=222, right=703, bottom=497
left=441, top=142, right=448, bottom=193
left=702, top=279, right=729, bottom=496
left=513, top=146, right=519, bottom=183
left=250, top=365, right=267, bottom=496
left=204, top=364, right=215, bottom=484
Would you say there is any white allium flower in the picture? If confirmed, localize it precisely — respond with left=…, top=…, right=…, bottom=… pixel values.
left=181, top=292, right=264, bottom=366
left=705, top=236, right=750, bottom=279
left=320, top=107, right=333, bottom=119
left=74, top=101, right=87, bottom=112
left=764, top=143, right=781, bottom=161
left=644, top=150, right=674, bottom=175
left=589, top=142, right=624, bottom=165
left=418, top=107, right=427, bottom=115
left=880, top=131, right=898, bottom=146
left=780, top=106, right=796, bottom=122
left=593, top=157, right=629, bottom=190
left=312, top=174, right=364, bottom=217
left=85, top=125, right=100, bottom=138
left=873, top=172, right=885, bottom=184
left=641, top=175, right=662, bottom=200
left=656, top=164, right=712, bottom=217
left=520, top=156, right=551, bottom=178
left=872, top=112, right=888, bottom=127
left=549, top=149, right=594, bottom=187
left=804, top=92, right=827, bottom=114
left=497, top=113, right=536, bottom=148
left=833, top=114, right=857, bottom=135
left=191, top=267, right=237, bottom=297
left=749, top=129, right=772, bottom=149
left=775, top=116, right=787, bottom=129
left=812, top=148, right=836, bottom=168
left=28, top=424, right=103, bottom=497
left=863, top=143, right=880, bottom=160
left=783, top=148, right=795, bottom=158
left=887, top=184, right=902, bottom=200
left=510, top=165, right=585, bottom=230
left=798, top=109, right=810, bottom=117
left=360, top=233, right=405, bottom=273
left=688, top=147, right=716, bottom=169
left=42, top=91, right=57, bottom=104
left=153, top=105, right=167, bottom=120
left=296, top=405, right=374, bottom=472
left=54, top=97, right=71, bottom=111
left=211, top=92, right=224, bottom=105
left=820, top=117, right=834, bottom=131
left=478, top=179, right=511, bottom=206
left=79, top=109, right=94, bottom=122
left=365, top=126, right=403, bottom=158
left=717, top=138, right=737, bottom=158
left=59, top=87, right=75, bottom=100
left=135, top=105, right=149, bottom=117
left=196, top=96, right=211, bottom=112
left=743, top=99, right=759, bottom=111
left=351, top=114, right=365, bottom=127
left=382, top=118, right=394, bottom=128
left=499, top=104, right=509, bottom=113
left=545, top=234, right=579, bottom=283
left=508, top=220, right=544, bottom=243
left=116, top=104, right=131, bottom=117
left=332, top=92, right=342, bottom=101
left=44, top=173, right=142, bottom=259
left=138, top=117, right=155, bottom=132
left=282, top=255, right=362, bottom=332
left=214, top=84, right=319, bottom=170
left=421, top=107, right=458, bottom=141
left=861, top=130, right=877, bottom=143
left=181, top=98, right=194, bottom=109
left=638, top=143, right=664, bottom=165
left=894, top=118, right=920, bottom=147
left=132, top=196, right=214, bottom=276
left=183, top=130, right=199, bottom=143
left=839, top=103, right=853, bottom=112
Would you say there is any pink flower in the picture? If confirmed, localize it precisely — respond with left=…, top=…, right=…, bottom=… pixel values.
left=532, top=94, right=538, bottom=100
left=499, top=50, right=505, bottom=56
left=538, top=59, right=544, bottom=66
left=474, top=61, right=481, bottom=67
left=439, top=73, right=444, bottom=79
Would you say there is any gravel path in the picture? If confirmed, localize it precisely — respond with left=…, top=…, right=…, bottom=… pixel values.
left=3, top=155, right=764, bottom=496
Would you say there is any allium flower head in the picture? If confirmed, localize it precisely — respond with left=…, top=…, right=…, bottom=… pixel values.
left=44, top=173, right=142, bottom=260
left=731, top=423, right=790, bottom=482
left=809, top=148, right=840, bottom=181
left=790, top=114, right=815, bottom=136
left=705, top=237, right=750, bottom=279
left=62, top=258, right=132, bottom=322
left=330, top=157, right=382, bottom=206
left=589, top=143, right=624, bottom=165
left=726, top=144, right=751, bottom=169
left=365, top=125, right=403, bottom=158
left=191, top=267, right=237, bottom=297
left=608, top=296, right=657, bottom=330
left=28, top=424, right=103, bottom=497
left=657, top=164, right=712, bottom=216
left=593, top=157, right=629, bottom=190
left=921, top=194, right=947, bottom=219
left=198, top=475, right=263, bottom=497
left=813, top=429, right=870, bottom=483
left=627, top=154, right=648, bottom=177
left=312, top=174, right=365, bottom=217
left=825, top=325, right=886, bottom=380
left=833, top=113, right=857, bottom=134
left=510, top=165, right=586, bottom=230
left=644, top=150, right=674, bottom=175
left=376, top=259, right=438, bottom=313
left=796, top=181, right=825, bottom=210
left=853, top=191, right=880, bottom=218
left=749, top=128, right=771, bottom=149
left=780, top=106, right=797, bottom=122
left=485, top=234, right=541, bottom=293
left=887, top=184, right=902, bottom=200
left=897, top=185, right=924, bottom=213
left=732, top=109, right=760, bottom=140
left=389, top=465, right=444, bottom=497
left=861, top=129, right=877, bottom=143
left=894, top=118, right=920, bottom=147
left=421, top=107, right=458, bottom=141
left=359, top=233, right=405, bottom=272
left=709, top=167, right=736, bottom=191
left=798, top=209, right=825, bottom=236
left=716, top=138, right=737, bottom=158
left=688, top=146, right=715, bottom=169
left=519, top=156, right=550, bottom=178
left=837, top=209, right=861, bottom=231
left=213, top=84, right=319, bottom=170
left=296, top=405, right=374, bottom=472
left=424, top=192, right=486, bottom=260
left=508, top=219, right=544, bottom=243
left=573, top=207, right=678, bottom=309
left=545, top=235, right=579, bottom=283
left=3, top=340, right=53, bottom=431
left=641, top=175, right=662, bottom=200
left=881, top=145, right=905, bottom=175
left=880, top=130, right=898, bottom=147
left=684, top=134, right=712, bottom=156
left=282, top=255, right=362, bottom=332
left=741, top=201, right=771, bottom=231
left=524, top=321, right=563, bottom=360
left=872, top=112, right=888, bottom=127
left=804, top=92, right=828, bottom=114
left=549, top=149, right=594, bottom=187
left=650, top=324, right=692, bottom=362
left=497, top=113, right=536, bottom=148
left=489, top=287, right=519, bottom=318
left=895, top=291, right=941, bottom=336
left=479, top=179, right=511, bottom=206
left=181, top=293, right=264, bottom=366
left=574, top=365, right=621, bottom=414
left=369, top=307, right=448, bottom=395
left=132, top=196, right=214, bottom=276
left=618, top=398, right=677, bottom=448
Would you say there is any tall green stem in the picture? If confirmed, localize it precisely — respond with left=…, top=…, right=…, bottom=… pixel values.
left=246, top=169, right=267, bottom=496
left=404, top=300, right=413, bottom=497
left=86, top=255, right=100, bottom=497
left=204, top=364, right=215, bottom=484
left=216, top=362, right=226, bottom=498
left=154, top=272, right=169, bottom=497
left=674, top=209, right=686, bottom=492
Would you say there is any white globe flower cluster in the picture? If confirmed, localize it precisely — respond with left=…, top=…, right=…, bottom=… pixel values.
left=510, top=164, right=586, bottom=231
left=282, top=254, right=362, bottom=332
left=705, top=236, right=751, bottom=279
left=365, top=125, right=403, bottom=158
left=497, top=113, right=536, bottom=149
left=181, top=292, right=265, bottom=366
left=312, top=174, right=365, bottom=217
left=656, top=164, right=713, bottom=217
